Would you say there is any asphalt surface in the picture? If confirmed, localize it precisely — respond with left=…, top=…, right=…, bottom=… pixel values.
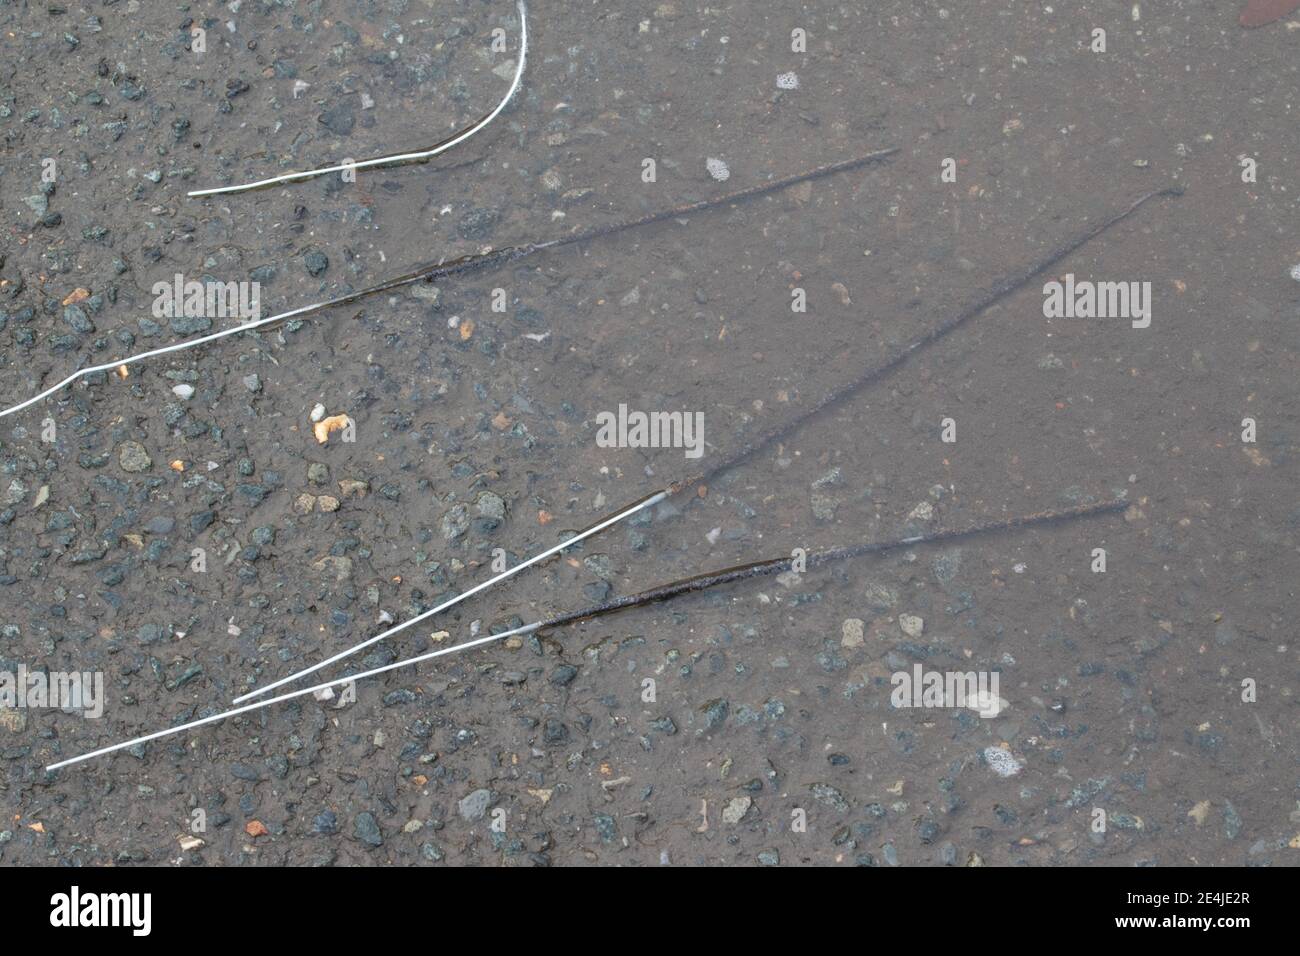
left=0, top=1, right=1295, bottom=866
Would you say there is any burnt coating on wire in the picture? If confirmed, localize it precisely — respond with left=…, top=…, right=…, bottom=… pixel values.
left=542, top=499, right=1128, bottom=630
left=668, top=184, right=1186, bottom=495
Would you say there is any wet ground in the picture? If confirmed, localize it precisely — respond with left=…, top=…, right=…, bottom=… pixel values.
left=0, top=0, right=1296, bottom=866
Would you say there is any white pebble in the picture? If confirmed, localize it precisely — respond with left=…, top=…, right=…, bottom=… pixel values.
left=722, top=796, right=752, bottom=824
left=171, top=384, right=195, bottom=400
left=983, top=745, right=1023, bottom=777
left=705, top=157, right=730, bottom=182
left=1289, top=263, right=1300, bottom=283
left=776, top=72, right=799, bottom=90
left=310, top=402, right=325, bottom=422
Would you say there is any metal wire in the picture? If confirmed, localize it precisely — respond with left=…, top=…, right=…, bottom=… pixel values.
left=187, top=0, right=529, bottom=197
left=45, top=499, right=1125, bottom=772
left=230, top=491, right=667, bottom=703
left=232, top=184, right=1181, bottom=703
left=0, top=149, right=898, bottom=422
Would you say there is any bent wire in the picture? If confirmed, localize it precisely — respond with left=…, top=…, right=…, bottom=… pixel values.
left=187, top=0, right=529, bottom=197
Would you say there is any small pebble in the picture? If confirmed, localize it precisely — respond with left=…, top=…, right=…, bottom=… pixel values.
left=908, top=501, right=935, bottom=522
left=841, top=618, right=865, bottom=648
left=118, top=441, right=152, bottom=473
left=353, top=812, right=383, bottom=847
left=722, top=796, right=751, bottom=824
left=458, top=788, right=492, bottom=822
left=303, top=249, right=329, bottom=276
left=983, top=746, right=1023, bottom=778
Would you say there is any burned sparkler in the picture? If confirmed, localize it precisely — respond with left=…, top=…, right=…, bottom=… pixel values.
left=45, top=499, right=1125, bottom=772
left=0, top=148, right=898, bottom=421
left=230, top=184, right=1183, bottom=705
